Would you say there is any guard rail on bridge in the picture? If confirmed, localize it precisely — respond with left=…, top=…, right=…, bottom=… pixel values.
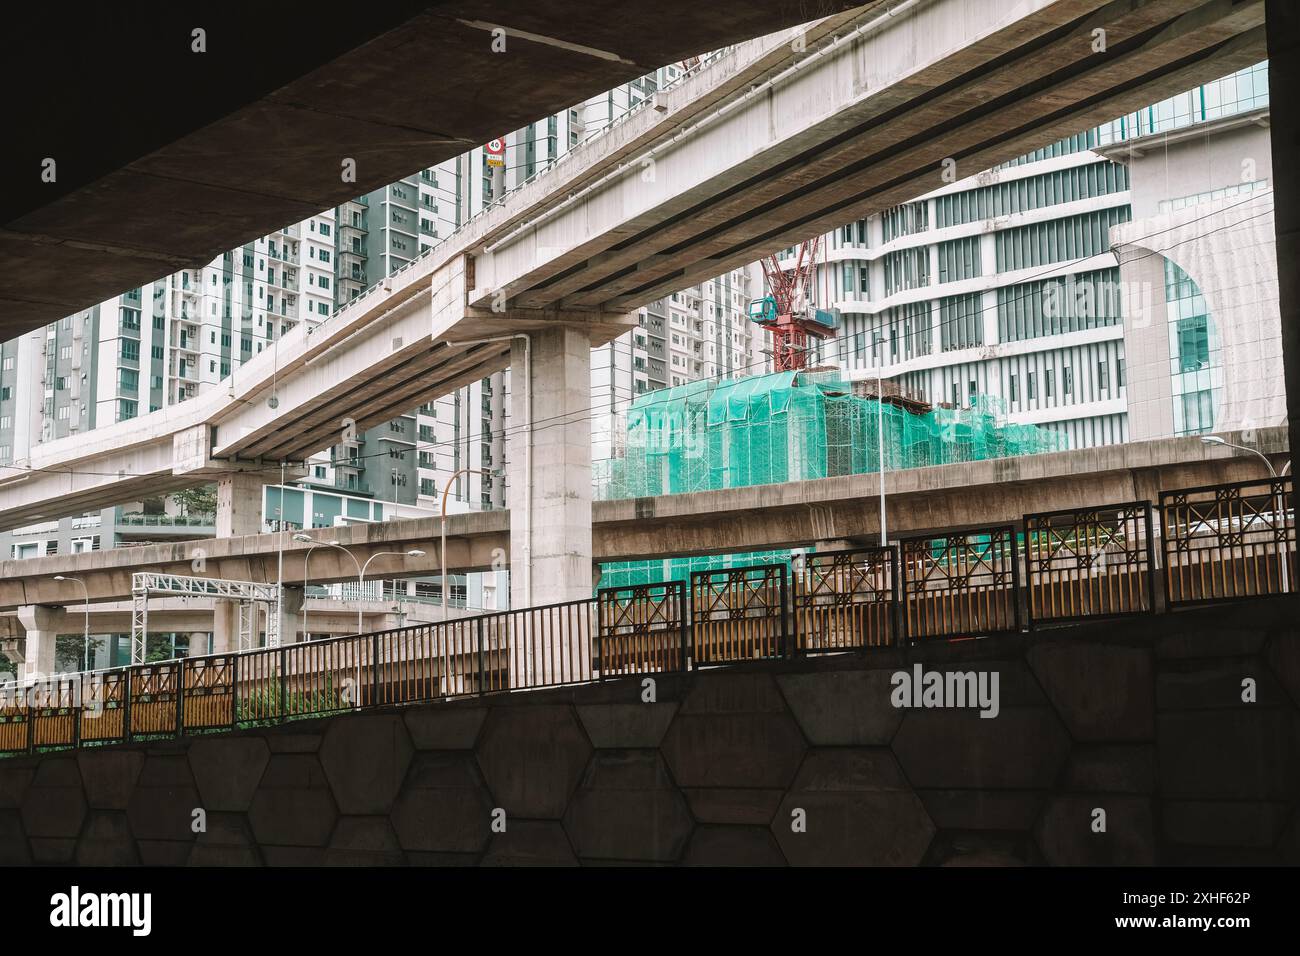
left=1, top=475, right=1292, bottom=756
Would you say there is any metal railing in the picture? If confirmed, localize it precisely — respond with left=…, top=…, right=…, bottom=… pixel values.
left=899, top=527, right=1020, bottom=641
left=793, top=546, right=896, bottom=651
left=1160, top=477, right=1295, bottom=607
left=115, top=512, right=216, bottom=528
left=1024, top=501, right=1156, bottom=625
left=0, top=476, right=1293, bottom=756
left=597, top=582, right=686, bottom=677
left=690, top=565, right=789, bottom=665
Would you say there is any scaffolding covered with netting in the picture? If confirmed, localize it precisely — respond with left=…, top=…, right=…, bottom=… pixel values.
left=594, top=370, right=1068, bottom=588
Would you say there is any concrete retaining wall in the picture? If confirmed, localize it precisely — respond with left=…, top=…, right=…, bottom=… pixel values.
left=1, top=598, right=1297, bottom=866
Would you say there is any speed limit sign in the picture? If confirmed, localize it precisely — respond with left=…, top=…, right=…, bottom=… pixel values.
left=486, top=138, right=505, bottom=168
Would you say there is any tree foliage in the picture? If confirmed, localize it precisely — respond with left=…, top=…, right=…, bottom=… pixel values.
left=173, top=484, right=218, bottom=517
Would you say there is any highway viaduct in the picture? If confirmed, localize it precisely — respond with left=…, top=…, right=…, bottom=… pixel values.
left=0, top=0, right=1272, bottom=616
left=0, top=426, right=1286, bottom=666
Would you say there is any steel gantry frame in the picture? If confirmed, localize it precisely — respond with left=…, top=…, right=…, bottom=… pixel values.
left=130, top=572, right=282, bottom=664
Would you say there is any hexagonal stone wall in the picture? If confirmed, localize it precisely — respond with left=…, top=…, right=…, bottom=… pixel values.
left=892, top=662, right=1071, bottom=792
left=1034, top=794, right=1156, bottom=865
left=326, top=817, right=406, bottom=866
left=76, top=812, right=140, bottom=866
left=661, top=673, right=806, bottom=791
left=481, top=821, right=578, bottom=866
left=77, top=749, right=144, bottom=810
left=188, top=737, right=268, bottom=812
left=188, top=812, right=262, bottom=866
left=247, top=753, right=338, bottom=848
left=774, top=749, right=934, bottom=866
left=1028, top=641, right=1154, bottom=741
left=576, top=703, right=678, bottom=749
left=391, top=752, right=493, bottom=855
left=475, top=705, right=591, bottom=819
left=319, top=714, right=413, bottom=815
left=0, top=598, right=1294, bottom=866
left=21, top=758, right=86, bottom=847
left=683, top=826, right=786, bottom=866
left=776, top=669, right=904, bottom=745
left=563, top=750, right=692, bottom=862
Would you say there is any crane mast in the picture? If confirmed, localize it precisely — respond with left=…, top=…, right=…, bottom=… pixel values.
left=749, top=236, right=837, bottom=372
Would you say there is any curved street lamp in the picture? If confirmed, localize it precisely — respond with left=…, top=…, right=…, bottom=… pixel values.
left=293, top=533, right=425, bottom=634
left=53, top=575, right=90, bottom=672
left=439, top=468, right=497, bottom=622
left=1201, top=436, right=1291, bottom=592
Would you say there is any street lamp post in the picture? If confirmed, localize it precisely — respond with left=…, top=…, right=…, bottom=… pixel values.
left=874, top=359, right=887, bottom=548
left=292, top=534, right=325, bottom=640
left=358, top=550, right=425, bottom=633
left=440, top=468, right=494, bottom=621
left=53, top=575, right=90, bottom=672
left=293, top=534, right=424, bottom=634
left=1201, top=436, right=1292, bottom=592
left=293, top=534, right=424, bottom=708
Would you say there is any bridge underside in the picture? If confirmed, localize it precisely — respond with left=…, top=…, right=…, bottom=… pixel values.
left=0, top=0, right=868, bottom=339
left=0, top=0, right=1274, bottom=538
left=471, top=0, right=1267, bottom=314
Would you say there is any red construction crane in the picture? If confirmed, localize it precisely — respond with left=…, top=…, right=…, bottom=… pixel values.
left=749, top=236, right=837, bottom=372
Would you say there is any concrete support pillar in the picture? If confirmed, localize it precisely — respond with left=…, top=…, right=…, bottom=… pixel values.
left=188, top=632, right=210, bottom=657
left=280, top=586, right=305, bottom=644
left=17, top=604, right=66, bottom=679
left=508, top=325, right=593, bottom=608
left=215, top=472, right=265, bottom=538
left=1267, top=1, right=1300, bottom=460
left=212, top=599, right=240, bottom=654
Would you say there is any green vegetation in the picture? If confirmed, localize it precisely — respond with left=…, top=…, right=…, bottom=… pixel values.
left=235, top=675, right=348, bottom=727
left=172, top=484, right=218, bottom=518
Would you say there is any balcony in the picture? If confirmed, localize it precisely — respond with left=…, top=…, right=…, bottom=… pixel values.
left=269, top=271, right=299, bottom=292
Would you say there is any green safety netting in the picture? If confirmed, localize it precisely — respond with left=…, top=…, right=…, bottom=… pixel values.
left=594, top=371, right=1067, bottom=588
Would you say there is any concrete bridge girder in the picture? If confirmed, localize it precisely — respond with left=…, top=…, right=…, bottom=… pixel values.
left=0, top=428, right=1284, bottom=615
left=0, top=510, right=508, bottom=613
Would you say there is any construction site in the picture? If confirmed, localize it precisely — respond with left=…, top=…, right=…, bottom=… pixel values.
left=594, top=227, right=1072, bottom=588
left=595, top=369, right=1069, bottom=588
left=591, top=225, right=1070, bottom=588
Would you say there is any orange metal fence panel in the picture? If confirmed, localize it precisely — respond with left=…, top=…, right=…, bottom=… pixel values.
left=793, top=546, right=896, bottom=651
left=1161, top=477, right=1296, bottom=607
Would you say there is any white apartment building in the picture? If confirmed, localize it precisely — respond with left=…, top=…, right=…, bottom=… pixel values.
left=777, top=62, right=1272, bottom=452
left=0, top=211, right=337, bottom=561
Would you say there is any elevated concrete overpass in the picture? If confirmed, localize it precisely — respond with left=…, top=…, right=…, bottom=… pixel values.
left=0, top=5, right=886, bottom=533
left=2, top=0, right=1268, bottom=495
left=0, top=0, right=1270, bottom=612
left=0, top=595, right=484, bottom=663
left=1, top=0, right=866, bottom=339
left=0, top=427, right=1285, bottom=617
